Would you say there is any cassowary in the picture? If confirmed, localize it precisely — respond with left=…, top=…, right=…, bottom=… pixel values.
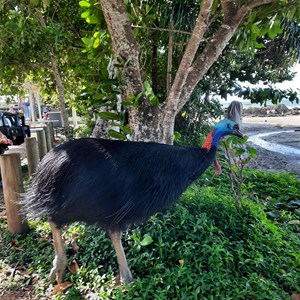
left=22, top=118, right=243, bottom=285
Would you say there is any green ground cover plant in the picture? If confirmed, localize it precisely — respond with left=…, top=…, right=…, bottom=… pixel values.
left=0, top=169, right=299, bottom=299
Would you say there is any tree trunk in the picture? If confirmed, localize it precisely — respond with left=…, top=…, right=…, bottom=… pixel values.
left=166, top=19, right=174, bottom=97
left=49, top=50, right=72, bottom=140
left=100, top=0, right=165, bottom=143
left=151, top=34, right=158, bottom=95
left=92, top=116, right=110, bottom=139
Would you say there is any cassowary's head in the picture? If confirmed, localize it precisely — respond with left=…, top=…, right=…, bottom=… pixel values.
left=202, top=118, right=244, bottom=152
left=214, top=118, right=243, bottom=138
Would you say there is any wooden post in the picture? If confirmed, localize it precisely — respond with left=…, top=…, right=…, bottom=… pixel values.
left=44, top=125, right=52, bottom=152
left=47, top=122, right=55, bottom=147
left=36, top=128, right=47, bottom=159
left=0, top=153, right=28, bottom=234
left=29, top=91, right=37, bottom=122
left=25, top=137, right=40, bottom=176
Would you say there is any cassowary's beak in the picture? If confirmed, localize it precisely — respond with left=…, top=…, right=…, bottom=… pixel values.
left=232, top=124, right=244, bottom=138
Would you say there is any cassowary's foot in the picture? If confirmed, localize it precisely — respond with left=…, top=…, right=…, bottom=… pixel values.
left=49, top=254, right=67, bottom=283
left=113, top=272, right=134, bottom=286
left=120, top=269, right=134, bottom=285
left=49, top=220, right=66, bottom=284
left=109, top=230, right=134, bottom=286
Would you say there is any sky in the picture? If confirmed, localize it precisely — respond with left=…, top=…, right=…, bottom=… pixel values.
left=219, top=63, right=300, bottom=106
left=275, top=64, right=300, bottom=90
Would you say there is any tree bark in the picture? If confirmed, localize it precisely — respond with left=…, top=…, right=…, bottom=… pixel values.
left=151, top=34, right=158, bottom=95
left=49, top=49, right=72, bottom=140
left=166, top=19, right=174, bottom=96
left=100, top=0, right=162, bottom=142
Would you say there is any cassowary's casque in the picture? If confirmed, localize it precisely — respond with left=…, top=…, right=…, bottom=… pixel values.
left=22, top=118, right=243, bottom=285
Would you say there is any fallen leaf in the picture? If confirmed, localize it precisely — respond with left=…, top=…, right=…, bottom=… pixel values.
left=52, top=281, right=72, bottom=295
left=292, top=293, right=300, bottom=300
left=288, top=220, right=300, bottom=225
left=113, top=275, right=121, bottom=286
left=10, top=239, right=18, bottom=246
left=15, top=247, right=25, bottom=252
left=39, top=236, right=51, bottom=242
left=68, top=260, right=80, bottom=273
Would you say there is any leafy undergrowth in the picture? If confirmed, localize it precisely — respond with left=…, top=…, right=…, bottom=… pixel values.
left=0, top=170, right=299, bottom=299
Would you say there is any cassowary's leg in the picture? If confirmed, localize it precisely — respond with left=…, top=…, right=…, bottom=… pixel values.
left=49, top=220, right=67, bottom=283
left=109, top=230, right=133, bottom=285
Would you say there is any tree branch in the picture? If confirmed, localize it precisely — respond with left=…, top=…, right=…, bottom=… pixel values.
left=177, top=0, right=281, bottom=111
left=131, top=25, right=192, bottom=36
left=165, top=0, right=214, bottom=112
left=221, top=0, right=237, bottom=22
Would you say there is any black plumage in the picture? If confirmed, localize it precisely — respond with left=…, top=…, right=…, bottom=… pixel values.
left=24, top=138, right=216, bottom=230
left=22, top=118, right=243, bottom=284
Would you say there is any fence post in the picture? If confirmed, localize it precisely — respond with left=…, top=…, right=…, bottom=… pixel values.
left=25, top=137, right=40, bottom=176
left=44, top=125, right=52, bottom=152
left=47, top=122, right=55, bottom=146
left=0, top=153, right=28, bottom=234
left=36, top=128, right=47, bottom=159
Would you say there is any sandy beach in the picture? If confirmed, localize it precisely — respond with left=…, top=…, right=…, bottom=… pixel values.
left=242, top=115, right=300, bottom=175
left=243, top=115, right=300, bottom=127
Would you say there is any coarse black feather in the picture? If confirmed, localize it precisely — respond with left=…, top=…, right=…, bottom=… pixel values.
left=22, top=138, right=217, bottom=231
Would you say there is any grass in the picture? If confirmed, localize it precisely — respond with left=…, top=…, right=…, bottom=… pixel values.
left=0, top=169, right=299, bottom=299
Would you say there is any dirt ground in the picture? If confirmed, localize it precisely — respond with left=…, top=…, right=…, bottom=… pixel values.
left=243, top=117, right=300, bottom=176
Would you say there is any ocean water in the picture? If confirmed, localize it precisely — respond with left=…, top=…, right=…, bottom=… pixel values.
left=220, top=98, right=300, bottom=109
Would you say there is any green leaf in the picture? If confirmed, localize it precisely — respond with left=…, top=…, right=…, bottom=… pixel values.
left=268, top=19, right=283, bottom=39
left=247, top=147, right=257, bottom=158
left=121, top=124, right=131, bottom=135
left=149, top=95, right=159, bottom=106
left=79, top=1, right=90, bottom=8
left=93, top=31, right=100, bottom=38
left=86, top=15, right=99, bottom=24
left=99, top=112, right=120, bottom=120
left=143, top=81, right=152, bottom=93
left=81, top=37, right=92, bottom=46
left=93, top=37, right=100, bottom=48
left=251, top=24, right=259, bottom=35
left=122, top=101, right=133, bottom=107
left=255, top=43, right=265, bottom=49
left=81, top=11, right=90, bottom=19
left=140, top=235, right=153, bottom=246
left=174, top=131, right=182, bottom=140
left=236, top=148, right=245, bottom=156
left=108, top=129, right=126, bottom=140
left=30, top=0, right=40, bottom=6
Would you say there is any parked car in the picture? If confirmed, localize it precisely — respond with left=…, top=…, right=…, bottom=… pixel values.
left=0, top=111, right=31, bottom=145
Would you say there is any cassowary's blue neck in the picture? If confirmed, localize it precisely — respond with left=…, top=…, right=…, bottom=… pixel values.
left=201, top=128, right=224, bottom=151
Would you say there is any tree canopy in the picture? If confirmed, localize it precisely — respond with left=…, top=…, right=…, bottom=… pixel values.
left=0, top=0, right=300, bottom=142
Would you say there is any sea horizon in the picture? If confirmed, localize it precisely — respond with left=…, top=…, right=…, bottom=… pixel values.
left=220, top=98, right=300, bottom=109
